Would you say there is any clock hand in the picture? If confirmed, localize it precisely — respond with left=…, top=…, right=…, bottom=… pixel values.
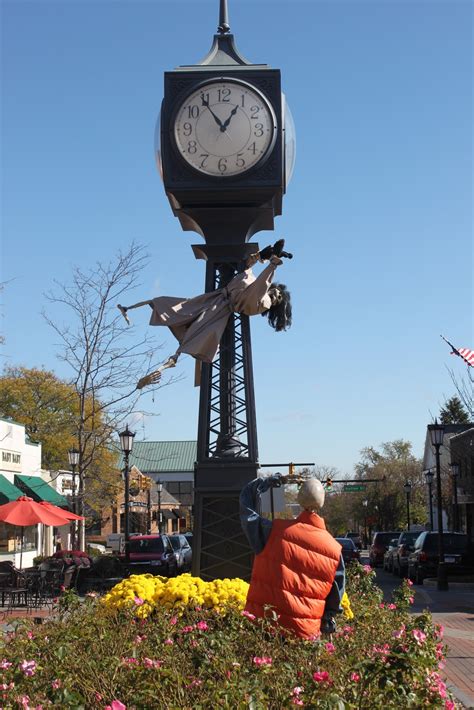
left=200, top=95, right=224, bottom=129
left=221, top=105, right=239, bottom=132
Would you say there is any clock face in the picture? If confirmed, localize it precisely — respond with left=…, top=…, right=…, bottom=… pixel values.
left=173, top=80, right=277, bottom=177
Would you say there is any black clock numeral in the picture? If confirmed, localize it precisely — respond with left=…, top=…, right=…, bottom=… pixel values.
left=218, top=157, right=227, bottom=173
left=254, top=123, right=264, bottom=137
left=217, top=88, right=231, bottom=102
left=187, top=140, right=197, bottom=154
left=241, top=94, right=245, bottom=107
left=200, top=93, right=210, bottom=106
left=199, top=154, right=209, bottom=168
left=250, top=105, right=259, bottom=119
left=187, top=105, right=199, bottom=119
left=236, top=154, right=245, bottom=168
left=247, top=142, right=257, bottom=155
left=183, top=122, right=192, bottom=137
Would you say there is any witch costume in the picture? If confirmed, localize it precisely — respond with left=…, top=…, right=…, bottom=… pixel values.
left=118, top=242, right=292, bottom=389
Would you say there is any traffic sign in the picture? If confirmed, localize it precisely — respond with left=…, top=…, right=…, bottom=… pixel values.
left=343, top=484, right=366, bottom=492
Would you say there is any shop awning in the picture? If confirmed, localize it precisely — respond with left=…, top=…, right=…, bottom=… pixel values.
left=0, top=474, right=24, bottom=504
left=14, top=474, right=69, bottom=508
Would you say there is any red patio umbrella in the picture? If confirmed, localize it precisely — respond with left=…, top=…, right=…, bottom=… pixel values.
left=0, top=496, right=72, bottom=568
left=38, top=501, right=84, bottom=522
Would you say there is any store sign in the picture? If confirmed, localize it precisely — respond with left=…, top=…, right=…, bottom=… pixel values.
left=0, top=449, right=22, bottom=472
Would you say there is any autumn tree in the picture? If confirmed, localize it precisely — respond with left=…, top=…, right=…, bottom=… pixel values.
left=0, top=366, right=121, bottom=514
left=353, top=440, right=425, bottom=532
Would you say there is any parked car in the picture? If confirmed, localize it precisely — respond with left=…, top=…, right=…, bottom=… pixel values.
left=335, top=537, right=361, bottom=565
left=408, top=532, right=474, bottom=585
left=369, top=531, right=401, bottom=567
left=391, top=531, right=422, bottom=577
left=120, top=534, right=178, bottom=577
left=345, top=532, right=362, bottom=550
left=382, top=538, right=400, bottom=572
left=169, top=534, right=193, bottom=573
left=184, top=532, right=193, bottom=547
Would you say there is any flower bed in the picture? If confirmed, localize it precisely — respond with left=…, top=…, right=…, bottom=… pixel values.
left=0, top=564, right=459, bottom=709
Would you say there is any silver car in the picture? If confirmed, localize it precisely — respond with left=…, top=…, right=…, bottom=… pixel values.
left=169, top=534, right=193, bottom=573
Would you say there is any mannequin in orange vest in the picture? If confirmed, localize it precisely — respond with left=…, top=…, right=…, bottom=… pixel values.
left=240, top=475, right=345, bottom=639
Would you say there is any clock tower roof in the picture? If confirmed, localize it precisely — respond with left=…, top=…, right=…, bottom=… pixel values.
left=176, top=0, right=268, bottom=71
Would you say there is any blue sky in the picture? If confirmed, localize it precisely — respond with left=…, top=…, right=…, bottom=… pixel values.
left=1, top=0, right=472, bottom=476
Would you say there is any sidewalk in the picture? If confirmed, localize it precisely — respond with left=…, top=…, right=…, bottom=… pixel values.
left=414, top=585, right=474, bottom=709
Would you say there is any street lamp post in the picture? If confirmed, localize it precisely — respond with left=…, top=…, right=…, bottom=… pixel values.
left=119, top=425, right=135, bottom=565
left=67, top=448, right=80, bottom=549
left=157, top=480, right=163, bottom=534
left=403, top=481, right=412, bottom=530
left=362, top=500, right=368, bottom=547
left=428, top=420, right=448, bottom=591
left=450, top=462, right=460, bottom=532
left=424, top=469, right=434, bottom=531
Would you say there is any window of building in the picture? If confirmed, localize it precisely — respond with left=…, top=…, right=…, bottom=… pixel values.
left=0, top=523, right=38, bottom=553
left=165, top=481, right=193, bottom=496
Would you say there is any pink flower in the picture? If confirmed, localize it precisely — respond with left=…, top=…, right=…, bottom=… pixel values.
left=226, top=670, right=231, bottom=679
left=412, top=629, right=427, bottom=645
left=406, top=579, right=413, bottom=586
left=170, top=616, right=178, bottom=625
left=133, top=596, right=144, bottom=606
left=86, top=591, right=98, bottom=598
left=350, top=672, right=360, bottom=682
left=19, top=697, right=30, bottom=709
left=253, top=656, right=272, bottom=666
left=408, top=596, right=414, bottom=604
left=388, top=603, right=397, bottom=610
left=435, top=624, right=445, bottom=639
left=134, top=635, right=146, bottom=644
left=142, top=658, right=162, bottom=669
left=181, top=625, right=195, bottom=634
left=19, top=660, right=37, bottom=677
left=392, top=624, right=406, bottom=639
left=325, top=642, right=335, bottom=654
left=241, top=610, right=256, bottom=620
left=291, top=700, right=304, bottom=706
left=105, top=702, right=127, bottom=710
left=379, top=602, right=385, bottom=609
left=343, top=625, right=353, bottom=634
left=121, top=657, right=138, bottom=665
left=445, top=701, right=455, bottom=710
left=185, top=679, right=203, bottom=689
left=292, top=686, right=304, bottom=695
left=26, top=632, right=34, bottom=640
left=196, top=621, right=208, bottom=631
left=362, top=564, right=372, bottom=573
left=164, top=638, right=174, bottom=645
left=51, top=679, right=61, bottom=690
left=0, top=659, right=12, bottom=669
left=313, top=671, right=331, bottom=682
left=95, top=693, right=103, bottom=702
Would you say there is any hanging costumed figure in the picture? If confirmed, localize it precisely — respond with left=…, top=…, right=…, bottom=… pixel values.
left=118, top=239, right=293, bottom=389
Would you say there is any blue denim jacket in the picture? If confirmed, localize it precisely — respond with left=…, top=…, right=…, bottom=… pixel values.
left=239, top=475, right=345, bottom=618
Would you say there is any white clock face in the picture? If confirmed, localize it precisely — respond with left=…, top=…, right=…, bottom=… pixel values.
left=173, top=80, right=276, bottom=177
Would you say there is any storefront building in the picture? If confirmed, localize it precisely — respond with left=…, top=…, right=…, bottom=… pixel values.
left=0, top=418, right=69, bottom=567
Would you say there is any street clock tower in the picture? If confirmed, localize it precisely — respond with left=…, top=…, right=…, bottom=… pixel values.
left=157, top=0, right=295, bottom=579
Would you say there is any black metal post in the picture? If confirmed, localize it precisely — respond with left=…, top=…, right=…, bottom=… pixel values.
left=406, top=491, right=411, bottom=530
left=434, top=444, right=448, bottom=591
left=453, top=476, right=459, bottom=532
left=147, top=488, right=152, bottom=535
left=428, top=479, right=434, bottom=531
left=158, top=487, right=162, bottom=534
left=124, top=452, right=131, bottom=564
left=71, top=463, right=77, bottom=549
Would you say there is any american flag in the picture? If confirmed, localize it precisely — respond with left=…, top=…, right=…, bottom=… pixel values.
left=441, top=335, right=474, bottom=367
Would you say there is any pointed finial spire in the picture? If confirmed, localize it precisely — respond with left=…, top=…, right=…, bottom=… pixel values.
left=217, top=0, right=230, bottom=34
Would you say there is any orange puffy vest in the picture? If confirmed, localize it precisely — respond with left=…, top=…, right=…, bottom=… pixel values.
left=244, top=511, right=342, bottom=638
